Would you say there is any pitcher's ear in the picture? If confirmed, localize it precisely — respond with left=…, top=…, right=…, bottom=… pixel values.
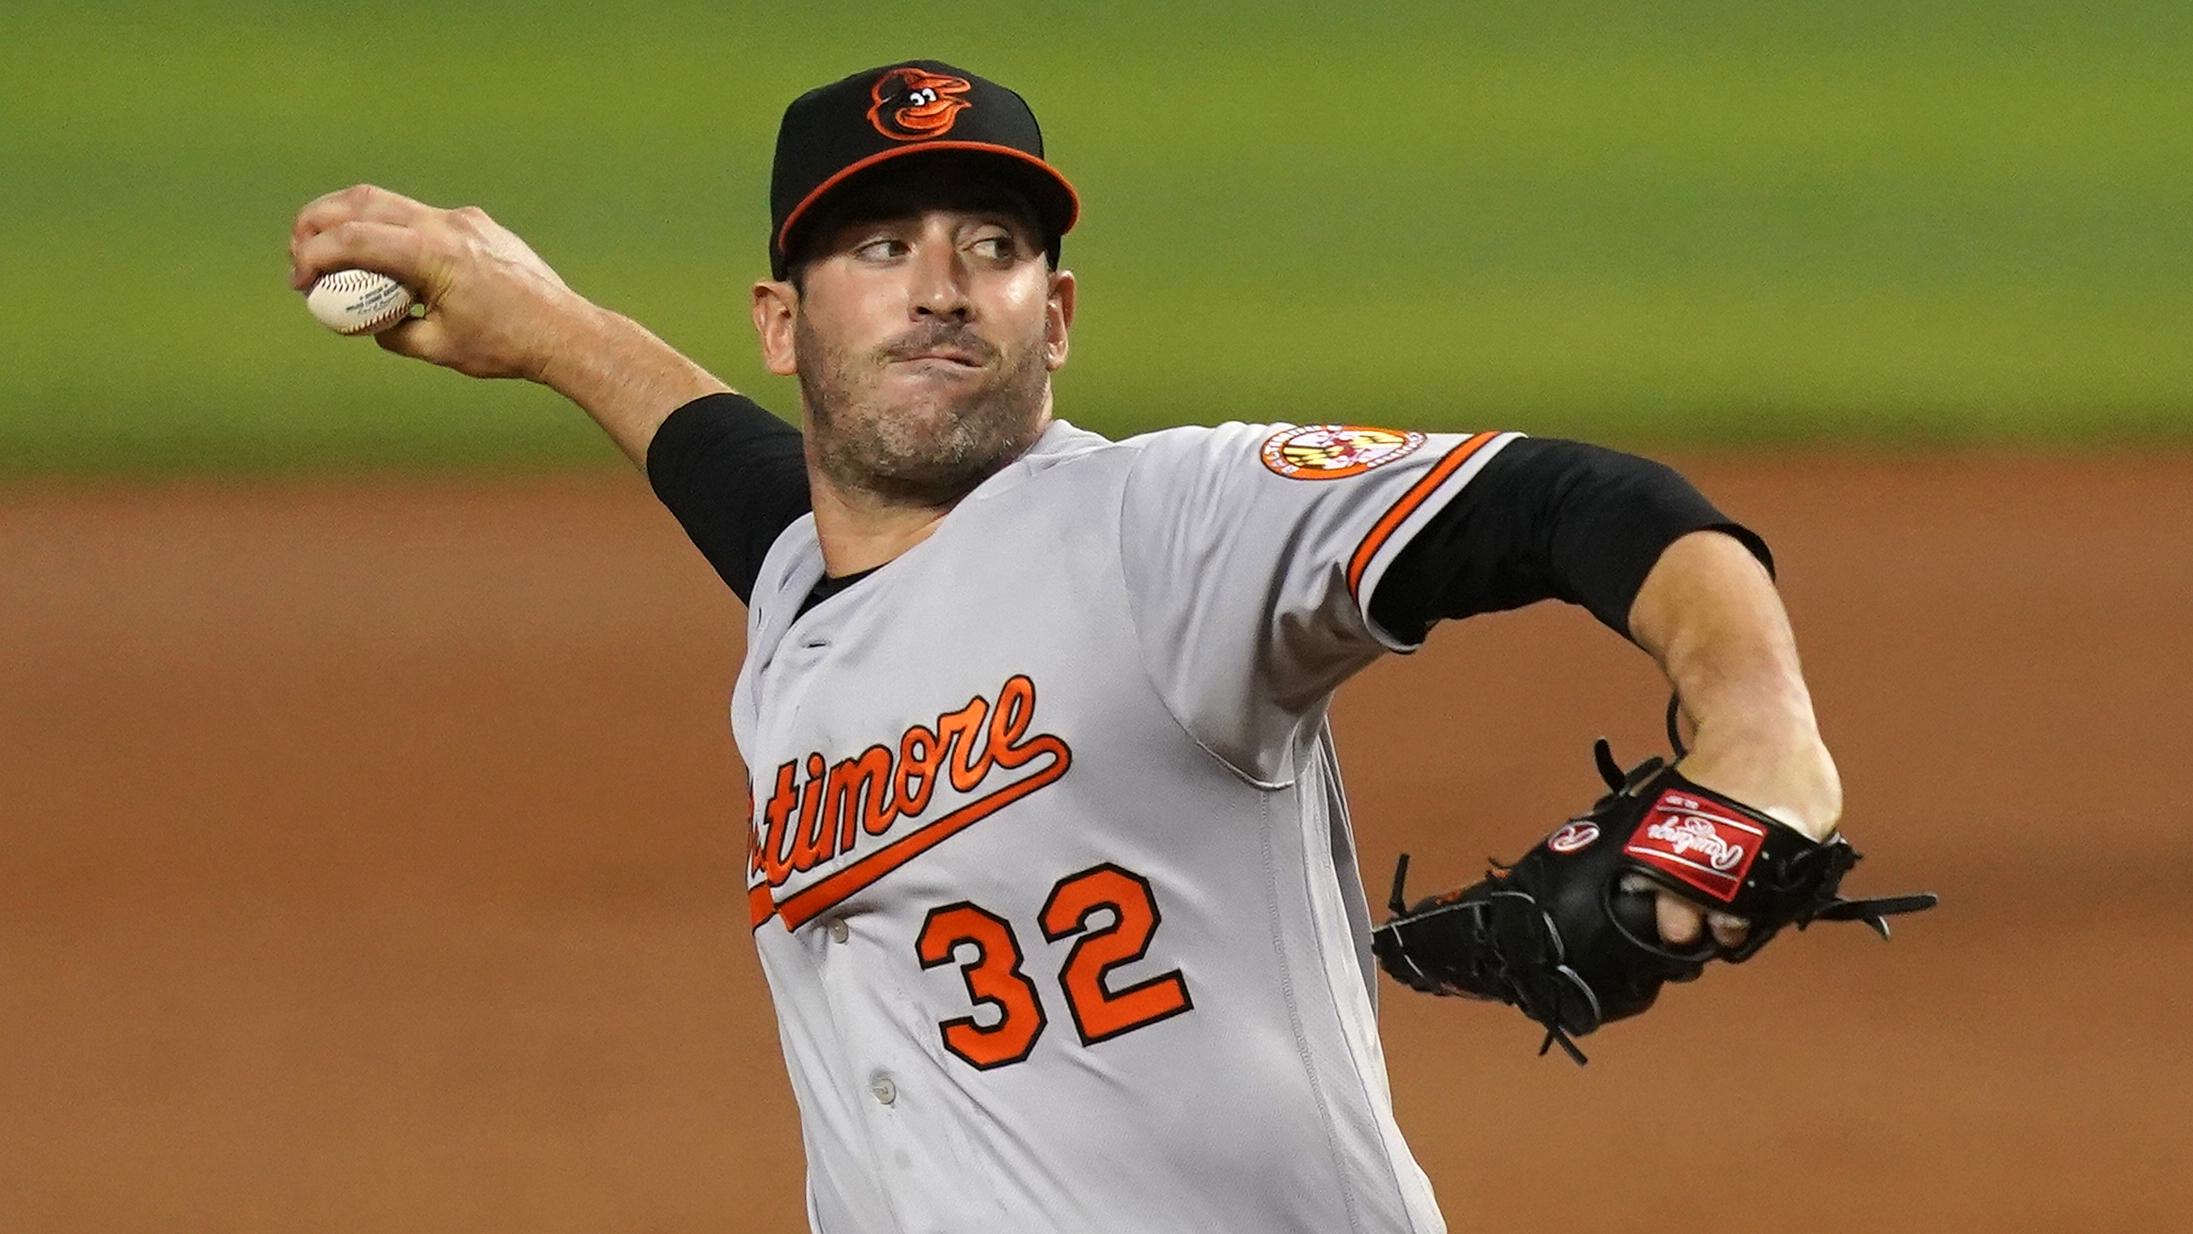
left=752, top=280, right=799, bottom=377
left=1045, top=268, right=1077, bottom=371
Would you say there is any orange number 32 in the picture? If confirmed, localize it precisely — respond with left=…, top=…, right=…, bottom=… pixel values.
left=914, top=902, right=1047, bottom=1070
left=914, top=863, right=1193, bottom=1069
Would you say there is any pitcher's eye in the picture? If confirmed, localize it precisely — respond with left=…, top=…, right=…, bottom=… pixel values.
left=971, top=235, right=1015, bottom=261
left=854, top=237, right=908, bottom=261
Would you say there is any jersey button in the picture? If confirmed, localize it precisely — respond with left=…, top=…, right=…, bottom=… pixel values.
left=869, top=1076, right=897, bottom=1106
left=827, top=918, right=850, bottom=944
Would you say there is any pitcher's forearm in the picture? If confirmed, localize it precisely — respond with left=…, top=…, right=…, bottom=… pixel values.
left=1627, top=529, right=1841, bottom=837
left=538, top=304, right=735, bottom=468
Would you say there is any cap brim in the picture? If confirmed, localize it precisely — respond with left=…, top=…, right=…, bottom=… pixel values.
left=774, top=141, right=1080, bottom=269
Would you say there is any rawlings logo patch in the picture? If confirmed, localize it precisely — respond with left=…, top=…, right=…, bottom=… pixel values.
left=1547, top=822, right=1600, bottom=854
left=1646, top=817, right=1746, bottom=870
left=1259, top=425, right=1426, bottom=480
left=1622, top=789, right=1766, bottom=902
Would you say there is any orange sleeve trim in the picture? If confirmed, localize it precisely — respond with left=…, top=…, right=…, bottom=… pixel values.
left=749, top=883, right=777, bottom=930
left=1345, top=431, right=1501, bottom=606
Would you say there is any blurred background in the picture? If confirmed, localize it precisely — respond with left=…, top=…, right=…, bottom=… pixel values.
left=4, top=2, right=2189, bottom=1231
left=5, top=0, right=2188, bottom=473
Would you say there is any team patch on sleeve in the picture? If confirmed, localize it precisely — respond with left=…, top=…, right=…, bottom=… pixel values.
left=1258, top=425, right=1427, bottom=480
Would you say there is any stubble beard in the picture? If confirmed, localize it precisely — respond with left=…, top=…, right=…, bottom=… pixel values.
left=796, top=313, right=1053, bottom=509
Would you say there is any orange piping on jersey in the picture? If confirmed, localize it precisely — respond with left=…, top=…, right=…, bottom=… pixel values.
left=1344, top=431, right=1501, bottom=606
left=748, top=883, right=776, bottom=928
left=769, top=735, right=1071, bottom=931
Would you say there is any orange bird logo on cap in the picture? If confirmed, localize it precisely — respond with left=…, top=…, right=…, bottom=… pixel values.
left=868, top=67, right=973, bottom=141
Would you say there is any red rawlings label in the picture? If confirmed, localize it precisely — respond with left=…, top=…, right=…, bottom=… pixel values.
left=1622, top=788, right=1767, bottom=903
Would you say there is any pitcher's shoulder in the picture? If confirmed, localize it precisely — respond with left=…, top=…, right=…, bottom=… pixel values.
left=1023, top=419, right=1295, bottom=479
left=970, top=419, right=1315, bottom=515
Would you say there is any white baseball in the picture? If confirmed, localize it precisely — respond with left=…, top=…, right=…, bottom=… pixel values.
left=306, top=269, right=417, bottom=335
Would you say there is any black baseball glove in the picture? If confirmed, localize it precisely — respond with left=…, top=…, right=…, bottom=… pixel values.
left=1371, top=739, right=1937, bottom=1063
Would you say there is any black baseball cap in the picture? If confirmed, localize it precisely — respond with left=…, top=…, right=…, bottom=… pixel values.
left=769, top=60, right=1081, bottom=280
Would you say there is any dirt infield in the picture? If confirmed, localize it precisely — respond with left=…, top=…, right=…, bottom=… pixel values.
left=4, top=452, right=2185, bottom=1233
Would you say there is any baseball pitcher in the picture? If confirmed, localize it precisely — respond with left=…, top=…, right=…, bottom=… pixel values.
left=288, top=60, right=1930, bottom=1234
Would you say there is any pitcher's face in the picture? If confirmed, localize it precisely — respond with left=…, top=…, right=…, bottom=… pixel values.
left=754, top=173, right=1076, bottom=507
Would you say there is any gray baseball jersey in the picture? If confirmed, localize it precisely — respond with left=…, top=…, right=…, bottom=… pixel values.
left=735, top=418, right=1519, bottom=1234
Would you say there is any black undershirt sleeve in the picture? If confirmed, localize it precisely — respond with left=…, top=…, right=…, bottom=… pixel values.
left=644, top=392, right=813, bottom=605
left=1367, top=437, right=1773, bottom=646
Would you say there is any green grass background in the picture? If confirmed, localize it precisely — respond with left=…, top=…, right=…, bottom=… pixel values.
left=3, top=1, right=2187, bottom=476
